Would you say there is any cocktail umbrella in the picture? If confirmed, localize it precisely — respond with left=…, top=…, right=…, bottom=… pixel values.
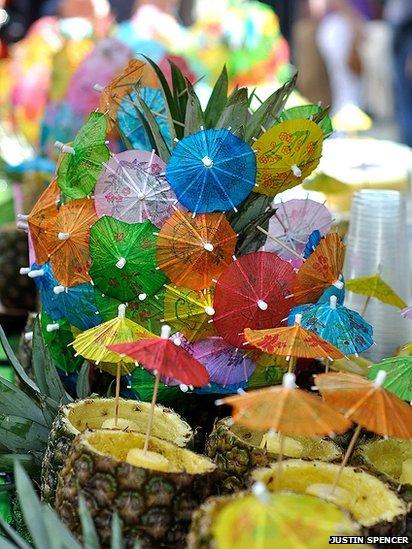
left=117, top=88, right=172, bottom=151
left=253, top=119, right=323, bottom=197
left=166, top=128, right=256, bottom=213
left=48, top=198, right=97, bottom=287
left=109, top=325, right=209, bottom=454
left=315, top=371, right=412, bottom=491
left=163, top=285, right=217, bottom=341
left=278, top=104, right=334, bottom=137
left=263, top=198, right=332, bottom=261
left=90, top=216, right=166, bottom=302
left=26, top=179, right=59, bottom=264
left=56, top=112, right=110, bottom=200
left=213, top=251, right=296, bottom=347
left=294, top=233, right=345, bottom=304
left=217, top=372, right=350, bottom=483
left=27, top=262, right=60, bottom=318
left=52, top=282, right=102, bottom=331
left=156, top=209, right=237, bottom=291
left=346, top=272, right=407, bottom=316
left=192, top=336, right=256, bottom=386
left=245, top=314, right=344, bottom=373
left=97, top=59, right=157, bottom=132
left=40, top=311, right=83, bottom=374
left=402, top=306, right=412, bottom=319
left=94, top=150, right=176, bottom=226
left=212, top=491, right=358, bottom=549
left=131, top=367, right=181, bottom=406
left=66, top=37, right=131, bottom=118
left=73, top=303, right=153, bottom=424
left=318, top=278, right=345, bottom=305
left=368, top=357, right=412, bottom=401
left=288, top=296, right=374, bottom=359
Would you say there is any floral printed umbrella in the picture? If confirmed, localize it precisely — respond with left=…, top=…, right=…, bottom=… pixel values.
left=90, top=216, right=166, bottom=301
left=27, top=179, right=59, bottom=264
left=156, top=209, right=237, bottom=291
left=94, top=150, right=176, bottom=226
left=253, top=119, right=323, bottom=197
left=213, top=252, right=296, bottom=347
left=57, top=112, right=110, bottom=199
left=166, top=128, right=256, bottom=213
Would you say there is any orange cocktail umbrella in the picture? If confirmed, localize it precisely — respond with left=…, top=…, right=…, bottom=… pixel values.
left=244, top=314, right=344, bottom=372
left=97, top=59, right=157, bottom=131
left=315, top=370, right=412, bottom=490
left=48, top=198, right=97, bottom=287
left=156, top=209, right=237, bottom=291
left=217, top=372, right=351, bottom=484
left=26, top=179, right=59, bottom=264
left=218, top=373, right=351, bottom=436
left=294, top=233, right=345, bottom=304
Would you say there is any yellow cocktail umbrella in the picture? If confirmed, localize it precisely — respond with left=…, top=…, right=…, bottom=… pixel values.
left=346, top=273, right=407, bottom=315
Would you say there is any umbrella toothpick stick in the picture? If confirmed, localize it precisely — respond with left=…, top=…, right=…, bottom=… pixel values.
left=361, top=295, right=371, bottom=317
left=331, top=424, right=362, bottom=494
left=287, top=356, right=297, bottom=373
left=143, top=325, right=170, bottom=454
left=115, top=362, right=121, bottom=427
left=257, top=226, right=303, bottom=260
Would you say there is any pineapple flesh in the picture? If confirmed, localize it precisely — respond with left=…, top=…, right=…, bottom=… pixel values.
left=56, top=429, right=217, bottom=547
left=41, top=397, right=192, bottom=505
left=206, top=417, right=342, bottom=491
left=252, top=459, right=407, bottom=536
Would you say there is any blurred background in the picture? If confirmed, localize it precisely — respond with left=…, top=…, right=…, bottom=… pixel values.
left=0, top=0, right=411, bottom=359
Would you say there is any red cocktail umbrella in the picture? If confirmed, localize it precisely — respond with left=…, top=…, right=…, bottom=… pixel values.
left=109, top=325, right=209, bottom=452
left=213, top=252, right=296, bottom=347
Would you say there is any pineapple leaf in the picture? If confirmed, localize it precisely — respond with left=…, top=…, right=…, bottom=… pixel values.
left=42, top=506, right=82, bottom=549
left=244, top=72, right=297, bottom=143
left=142, top=56, right=181, bottom=139
left=79, top=496, right=100, bottom=549
left=204, top=65, right=228, bottom=128
left=216, top=87, right=249, bottom=138
left=0, top=454, right=38, bottom=475
left=184, top=80, right=204, bottom=136
left=227, top=193, right=271, bottom=233
left=0, top=517, right=30, bottom=549
left=76, top=362, right=91, bottom=399
left=0, top=415, right=49, bottom=452
left=0, top=376, right=47, bottom=426
left=110, top=514, right=124, bottom=549
left=170, top=61, right=188, bottom=120
left=0, top=325, right=39, bottom=396
left=235, top=207, right=276, bottom=255
left=134, top=95, right=171, bottom=161
left=32, top=318, right=71, bottom=406
left=14, top=462, right=51, bottom=549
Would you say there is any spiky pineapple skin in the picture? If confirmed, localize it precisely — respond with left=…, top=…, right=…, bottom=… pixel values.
left=55, top=434, right=218, bottom=548
left=41, top=398, right=193, bottom=506
left=205, top=417, right=341, bottom=492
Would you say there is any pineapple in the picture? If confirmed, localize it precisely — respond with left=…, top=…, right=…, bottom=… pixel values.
left=2, top=462, right=134, bottom=548
left=354, top=438, right=412, bottom=502
left=41, top=397, right=193, bottom=505
left=187, top=492, right=359, bottom=549
left=55, top=429, right=217, bottom=547
left=252, top=459, right=407, bottom=536
left=205, top=417, right=342, bottom=491
left=0, top=224, right=37, bottom=311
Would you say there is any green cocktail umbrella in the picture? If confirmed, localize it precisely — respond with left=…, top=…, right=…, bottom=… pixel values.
left=40, top=311, right=83, bottom=373
left=90, top=216, right=166, bottom=302
left=278, top=104, right=333, bottom=137
left=368, top=356, right=412, bottom=401
left=57, top=112, right=110, bottom=200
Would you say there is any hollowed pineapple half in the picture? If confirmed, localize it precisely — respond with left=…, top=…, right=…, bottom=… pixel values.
left=41, top=397, right=192, bottom=505
left=188, top=491, right=360, bottom=549
left=252, top=459, right=407, bottom=536
left=56, top=429, right=217, bottom=548
left=205, top=417, right=342, bottom=491
left=354, top=438, right=412, bottom=502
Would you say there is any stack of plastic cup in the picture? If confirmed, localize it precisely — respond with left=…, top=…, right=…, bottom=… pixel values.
left=344, top=190, right=412, bottom=361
